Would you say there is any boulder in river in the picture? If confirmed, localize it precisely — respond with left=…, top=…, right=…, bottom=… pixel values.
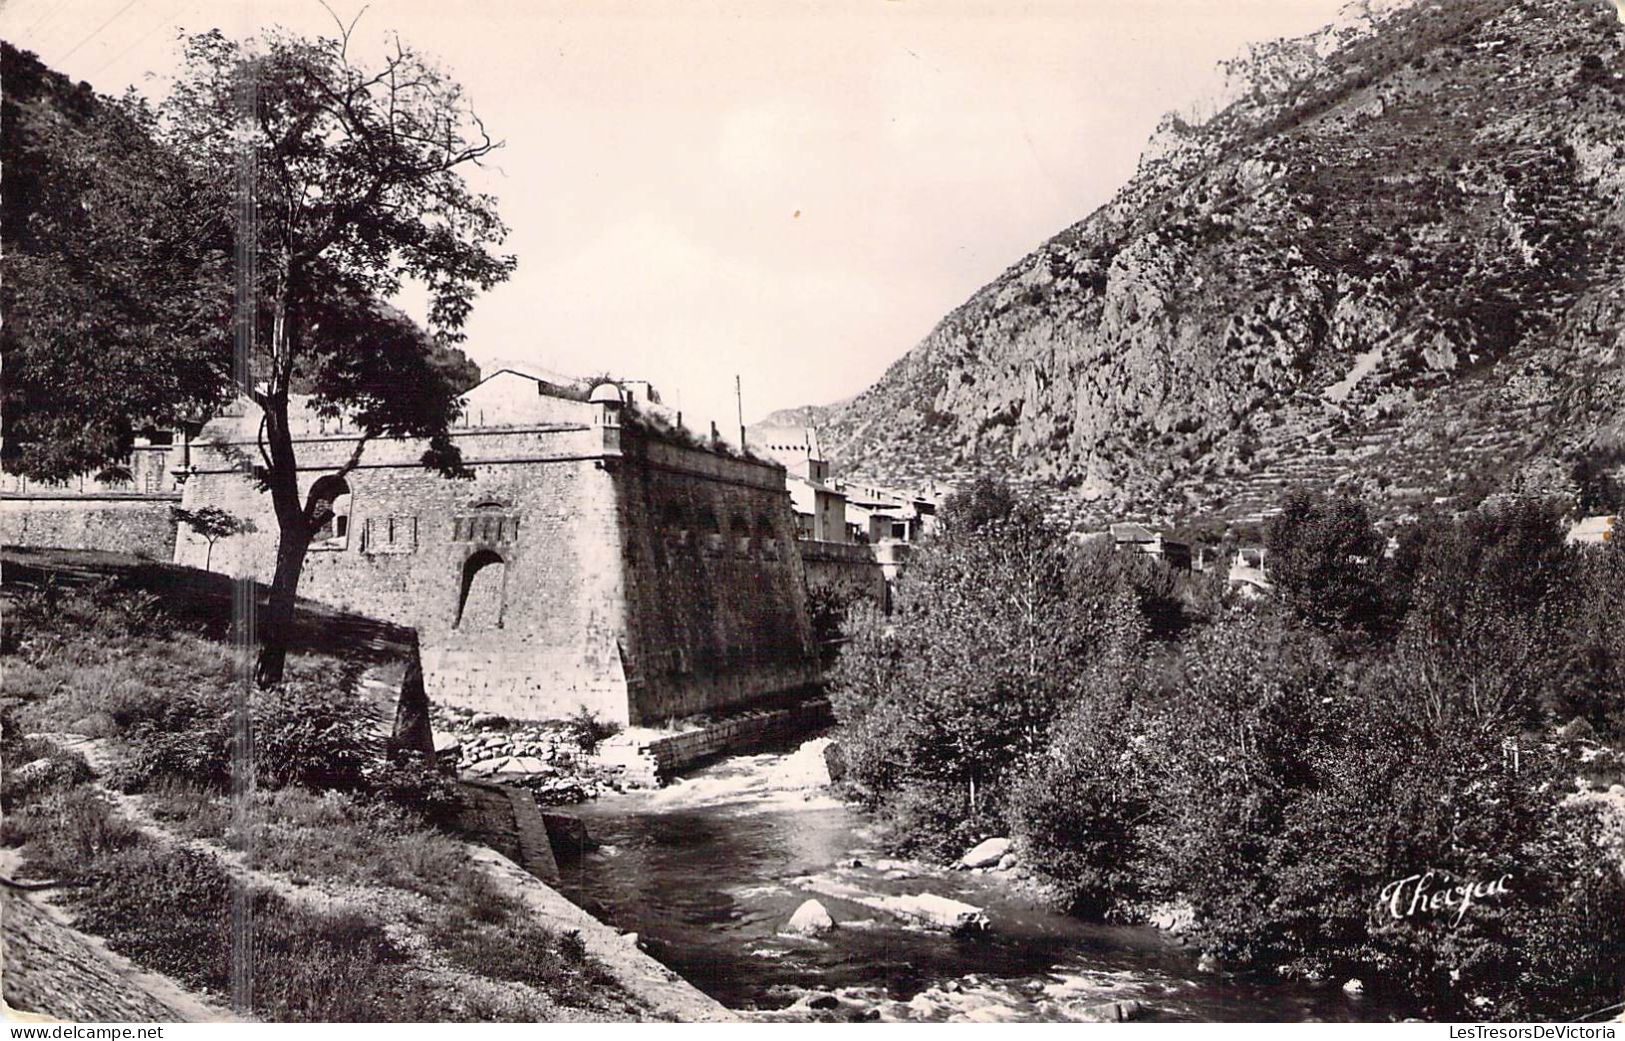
left=784, top=899, right=836, bottom=936
left=1147, top=899, right=1195, bottom=934
left=1342, top=978, right=1365, bottom=996
left=501, top=755, right=548, bottom=774
left=877, top=893, right=989, bottom=932
left=959, top=837, right=1011, bottom=869
left=1077, top=999, right=1150, bottom=1022
left=769, top=738, right=838, bottom=789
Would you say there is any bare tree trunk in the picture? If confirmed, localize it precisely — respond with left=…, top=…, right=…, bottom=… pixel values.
left=255, top=531, right=310, bottom=686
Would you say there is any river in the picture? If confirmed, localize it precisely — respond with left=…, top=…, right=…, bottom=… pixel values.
left=549, top=742, right=1414, bottom=1022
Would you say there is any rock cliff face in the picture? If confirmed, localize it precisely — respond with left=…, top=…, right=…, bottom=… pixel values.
left=766, top=0, right=1625, bottom=523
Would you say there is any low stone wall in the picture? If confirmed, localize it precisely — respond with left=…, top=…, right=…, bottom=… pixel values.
left=797, top=539, right=886, bottom=605
left=458, top=780, right=561, bottom=884
left=797, top=539, right=913, bottom=612
left=600, top=698, right=832, bottom=785
left=1, top=496, right=179, bottom=559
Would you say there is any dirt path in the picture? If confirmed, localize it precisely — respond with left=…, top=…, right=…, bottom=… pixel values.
left=2, top=851, right=241, bottom=1023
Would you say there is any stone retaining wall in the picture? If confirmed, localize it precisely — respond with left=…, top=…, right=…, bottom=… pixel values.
left=2, top=496, right=179, bottom=559
left=600, top=698, right=832, bottom=785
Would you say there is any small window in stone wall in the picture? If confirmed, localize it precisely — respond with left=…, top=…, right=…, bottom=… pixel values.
left=753, top=514, right=775, bottom=557
left=364, top=515, right=418, bottom=555
left=698, top=507, right=724, bottom=554
left=309, top=475, right=352, bottom=551
left=451, top=511, right=520, bottom=544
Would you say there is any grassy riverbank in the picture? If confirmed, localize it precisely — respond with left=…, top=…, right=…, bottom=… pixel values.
left=0, top=552, right=646, bottom=1021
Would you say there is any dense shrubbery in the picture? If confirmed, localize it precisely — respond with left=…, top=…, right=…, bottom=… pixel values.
left=832, top=480, right=1625, bottom=1019
left=5, top=576, right=459, bottom=826
left=110, top=673, right=382, bottom=795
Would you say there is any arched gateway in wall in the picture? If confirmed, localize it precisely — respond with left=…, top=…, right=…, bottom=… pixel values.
left=456, top=549, right=507, bottom=629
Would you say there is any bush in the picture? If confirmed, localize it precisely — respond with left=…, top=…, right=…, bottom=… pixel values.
left=112, top=673, right=381, bottom=794
left=1, top=786, right=141, bottom=879
left=1264, top=487, right=1392, bottom=636
left=4, top=578, right=171, bottom=658
left=425, top=900, right=621, bottom=1012
left=70, top=845, right=237, bottom=988
left=111, top=688, right=235, bottom=792
left=1138, top=617, right=1339, bottom=963
left=253, top=672, right=380, bottom=791
left=364, top=755, right=463, bottom=829
left=0, top=739, right=94, bottom=807
left=872, top=780, right=1007, bottom=863
left=561, top=705, right=622, bottom=752
left=804, top=583, right=860, bottom=662
left=1268, top=705, right=1625, bottom=1019
left=67, top=842, right=444, bottom=1021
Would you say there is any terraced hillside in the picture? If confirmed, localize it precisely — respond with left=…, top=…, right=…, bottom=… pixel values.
left=763, top=0, right=1625, bottom=525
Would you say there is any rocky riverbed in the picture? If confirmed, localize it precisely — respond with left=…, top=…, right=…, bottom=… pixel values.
left=549, top=740, right=1415, bottom=1022
left=430, top=704, right=626, bottom=802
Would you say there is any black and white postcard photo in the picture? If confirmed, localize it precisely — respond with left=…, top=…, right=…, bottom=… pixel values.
left=1, top=0, right=1623, bottom=1030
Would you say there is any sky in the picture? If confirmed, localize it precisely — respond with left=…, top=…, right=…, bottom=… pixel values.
left=0, top=0, right=1350, bottom=435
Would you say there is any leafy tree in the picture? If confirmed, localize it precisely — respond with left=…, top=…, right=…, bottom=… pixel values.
left=160, top=21, right=513, bottom=684
left=804, top=582, right=861, bottom=665
left=1397, top=498, right=1573, bottom=729
left=1264, top=487, right=1390, bottom=635
left=938, top=474, right=1022, bottom=536
left=1137, top=615, right=1338, bottom=963
left=1007, top=657, right=1157, bottom=916
left=1070, top=537, right=1182, bottom=638
left=830, top=494, right=1146, bottom=856
left=172, top=506, right=256, bottom=571
left=1, top=43, right=231, bottom=481
left=1563, top=534, right=1625, bottom=734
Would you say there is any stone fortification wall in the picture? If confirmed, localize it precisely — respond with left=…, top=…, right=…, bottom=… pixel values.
left=613, top=430, right=820, bottom=723
left=1, top=496, right=179, bottom=558
left=179, top=400, right=820, bottom=725
left=180, top=417, right=630, bottom=721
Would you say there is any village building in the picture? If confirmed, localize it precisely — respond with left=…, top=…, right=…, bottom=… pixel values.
left=1566, top=514, right=1618, bottom=545
left=751, top=426, right=848, bottom=543
left=838, top=479, right=939, bottom=544
left=1108, top=521, right=1194, bottom=571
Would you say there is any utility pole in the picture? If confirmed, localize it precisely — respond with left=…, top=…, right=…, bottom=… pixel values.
left=736, top=374, right=746, bottom=451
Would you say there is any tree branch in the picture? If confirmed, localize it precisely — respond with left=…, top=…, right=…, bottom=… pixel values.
left=333, top=432, right=372, bottom=479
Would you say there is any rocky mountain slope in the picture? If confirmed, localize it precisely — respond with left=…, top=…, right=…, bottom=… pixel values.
left=763, top=0, right=1625, bottom=525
